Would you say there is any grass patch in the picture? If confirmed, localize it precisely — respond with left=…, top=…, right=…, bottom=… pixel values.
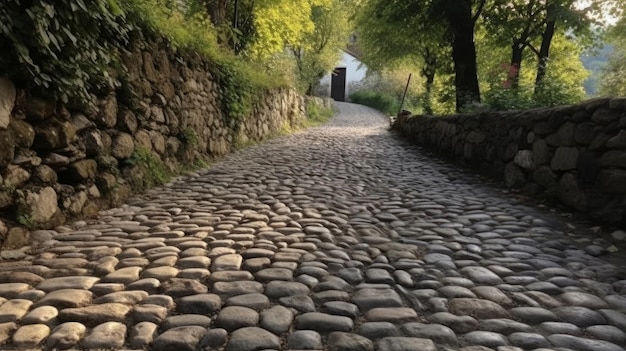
left=179, top=127, right=199, bottom=147
left=349, top=90, right=399, bottom=116
left=17, top=214, right=35, bottom=229
left=181, top=157, right=211, bottom=173
left=305, top=100, right=335, bottom=127
left=128, top=147, right=171, bottom=190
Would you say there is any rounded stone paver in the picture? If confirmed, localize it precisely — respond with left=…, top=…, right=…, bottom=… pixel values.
left=0, top=102, right=625, bottom=351
left=377, top=336, right=437, bottom=351
left=225, top=327, right=281, bottom=351
left=215, top=306, right=259, bottom=331
left=46, top=322, right=86, bottom=349
left=81, top=322, right=126, bottom=349
left=12, top=324, right=50, bottom=348
left=152, top=326, right=207, bottom=351
left=328, top=332, right=374, bottom=351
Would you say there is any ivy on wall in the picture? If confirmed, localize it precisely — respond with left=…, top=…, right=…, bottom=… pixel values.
left=0, top=0, right=130, bottom=104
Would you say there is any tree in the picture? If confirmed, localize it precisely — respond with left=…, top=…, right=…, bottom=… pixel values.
left=599, top=16, right=626, bottom=96
left=291, top=0, right=354, bottom=95
left=482, top=0, right=546, bottom=90
left=355, top=0, right=478, bottom=112
left=188, top=0, right=331, bottom=57
left=440, top=0, right=485, bottom=111
left=528, top=0, right=622, bottom=95
left=248, top=0, right=331, bottom=58
left=478, top=29, right=588, bottom=109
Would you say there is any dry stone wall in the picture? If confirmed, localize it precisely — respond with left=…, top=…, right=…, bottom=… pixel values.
left=393, top=99, right=626, bottom=226
left=0, top=39, right=306, bottom=248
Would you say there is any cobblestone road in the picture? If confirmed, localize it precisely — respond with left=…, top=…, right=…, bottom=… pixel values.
left=0, top=102, right=625, bottom=351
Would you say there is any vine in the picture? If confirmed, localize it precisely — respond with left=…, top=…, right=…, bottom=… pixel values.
left=0, top=0, right=131, bottom=104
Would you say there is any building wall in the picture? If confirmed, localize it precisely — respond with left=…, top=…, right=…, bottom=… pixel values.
left=318, top=51, right=368, bottom=100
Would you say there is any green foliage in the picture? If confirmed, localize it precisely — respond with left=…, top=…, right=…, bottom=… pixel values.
left=0, top=0, right=130, bottom=103
left=181, top=157, right=210, bottom=173
left=123, top=0, right=291, bottom=121
left=129, top=148, right=171, bottom=190
left=355, top=0, right=450, bottom=112
left=0, top=0, right=295, bottom=122
left=355, top=0, right=482, bottom=111
left=249, top=0, right=331, bottom=58
left=305, top=100, right=335, bottom=126
left=479, top=31, right=588, bottom=110
left=350, top=90, right=400, bottom=116
left=17, top=214, right=35, bottom=229
left=599, top=15, right=626, bottom=97
left=179, top=127, right=199, bottom=146
left=293, top=0, right=354, bottom=94
left=598, top=50, right=626, bottom=96
left=123, top=0, right=220, bottom=58
left=212, top=58, right=259, bottom=122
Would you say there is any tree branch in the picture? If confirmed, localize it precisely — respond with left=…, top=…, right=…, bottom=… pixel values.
left=527, top=43, right=540, bottom=57
left=472, top=0, right=487, bottom=23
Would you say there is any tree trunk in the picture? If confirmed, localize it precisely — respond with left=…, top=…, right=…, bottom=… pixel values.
left=447, top=1, right=481, bottom=112
left=421, top=50, right=437, bottom=115
left=207, top=0, right=228, bottom=26
left=534, top=19, right=555, bottom=92
left=509, top=40, right=525, bottom=90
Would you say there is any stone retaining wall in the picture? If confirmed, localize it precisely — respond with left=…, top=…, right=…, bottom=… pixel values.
left=0, top=40, right=308, bottom=248
left=393, top=99, right=626, bottom=226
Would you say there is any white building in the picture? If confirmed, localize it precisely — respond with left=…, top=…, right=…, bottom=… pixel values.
left=317, top=50, right=368, bottom=101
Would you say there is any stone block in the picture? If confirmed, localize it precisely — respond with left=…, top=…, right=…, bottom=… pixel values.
left=574, top=122, right=596, bottom=144
left=117, top=108, right=137, bottom=133
left=533, top=166, right=557, bottom=188
left=532, top=139, right=550, bottom=165
left=112, top=133, right=135, bottom=159
left=25, top=97, right=55, bottom=121
left=33, top=125, right=60, bottom=150
left=514, top=150, right=534, bottom=169
left=17, top=186, right=59, bottom=226
left=0, top=78, right=15, bottom=129
left=600, top=150, right=626, bottom=168
left=2, top=227, right=30, bottom=249
left=0, top=130, right=14, bottom=168
left=134, top=130, right=152, bottom=151
left=70, top=113, right=95, bottom=132
left=551, top=147, right=579, bottom=171
left=599, top=169, right=626, bottom=193
left=97, top=95, right=118, bottom=128
left=609, top=97, right=626, bottom=109
left=68, top=160, right=98, bottom=181
left=84, top=130, right=105, bottom=156
left=9, top=119, right=35, bottom=148
left=606, top=130, right=626, bottom=149
left=576, top=152, right=601, bottom=183
left=558, top=173, right=587, bottom=211
left=590, top=133, right=611, bottom=150
left=34, top=165, right=58, bottom=184
left=504, top=162, right=526, bottom=188
left=546, top=122, right=575, bottom=146
left=592, top=107, right=621, bottom=124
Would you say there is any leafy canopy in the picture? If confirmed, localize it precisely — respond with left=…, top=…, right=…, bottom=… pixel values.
left=249, top=0, right=332, bottom=58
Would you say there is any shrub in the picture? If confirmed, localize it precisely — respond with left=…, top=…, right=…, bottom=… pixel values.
left=128, top=148, right=171, bottom=190
left=349, top=90, right=399, bottom=115
left=0, top=0, right=131, bottom=103
left=305, top=100, right=335, bottom=126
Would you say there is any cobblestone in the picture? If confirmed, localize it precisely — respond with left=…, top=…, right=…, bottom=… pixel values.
left=0, top=103, right=624, bottom=351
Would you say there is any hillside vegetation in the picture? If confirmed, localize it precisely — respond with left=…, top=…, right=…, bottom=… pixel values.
left=0, top=0, right=354, bottom=118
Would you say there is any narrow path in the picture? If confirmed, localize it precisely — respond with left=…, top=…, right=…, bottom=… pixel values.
left=0, top=102, right=624, bottom=351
